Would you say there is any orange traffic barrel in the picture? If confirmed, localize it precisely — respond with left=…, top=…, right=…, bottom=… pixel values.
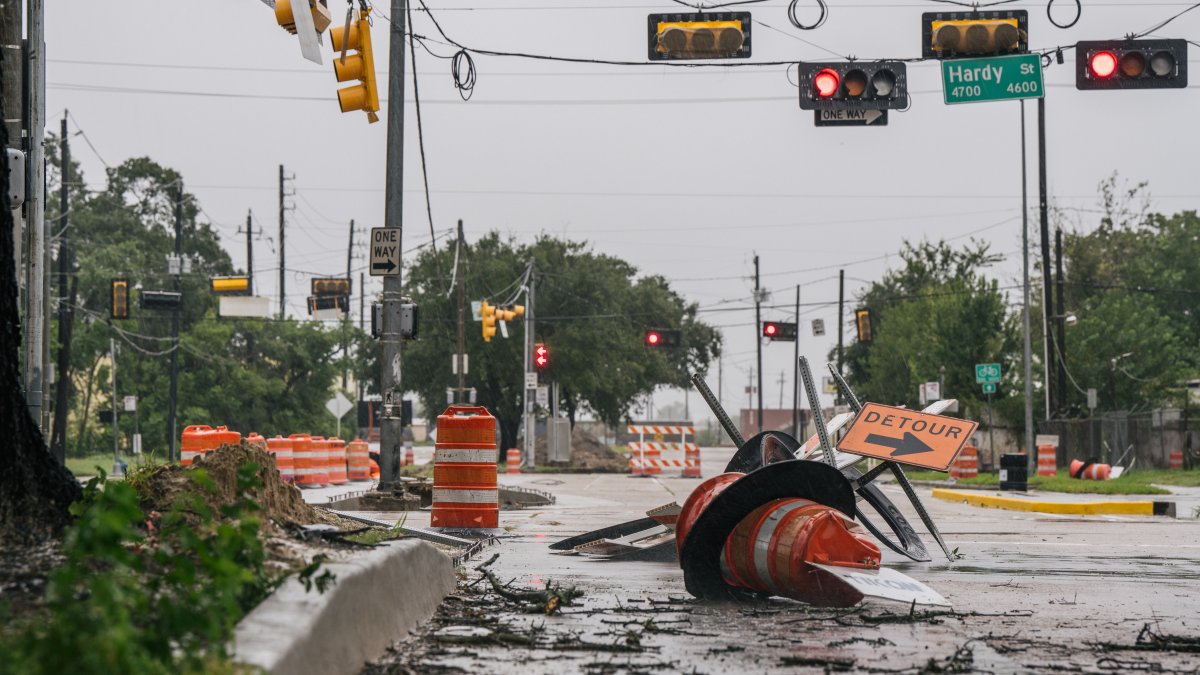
left=245, top=432, right=268, bottom=452
left=369, top=458, right=380, bottom=480
left=506, top=448, right=521, bottom=475
left=431, top=405, right=498, bottom=529
left=289, top=434, right=320, bottom=487
left=958, top=446, right=978, bottom=479
left=309, top=436, right=330, bottom=486
left=266, top=436, right=295, bottom=483
left=682, top=442, right=701, bottom=478
left=347, top=439, right=371, bottom=481
left=1069, top=459, right=1111, bottom=481
left=1170, top=450, right=1184, bottom=470
left=1037, top=445, right=1057, bottom=477
left=404, top=442, right=414, bottom=467
left=720, top=498, right=880, bottom=607
left=213, top=425, right=241, bottom=451
left=676, top=472, right=744, bottom=557
left=181, top=424, right=213, bottom=467
left=326, top=437, right=348, bottom=485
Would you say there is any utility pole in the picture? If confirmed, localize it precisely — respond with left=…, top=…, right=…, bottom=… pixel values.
left=245, top=211, right=254, bottom=291
left=167, top=183, right=182, bottom=463
left=455, top=220, right=465, bottom=403
left=50, top=112, right=75, bottom=464
left=377, top=0, right=407, bottom=490
left=1054, top=227, right=1067, bottom=415
left=777, top=370, right=785, bottom=409
left=1037, top=97, right=1054, bottom=422
left=753, top=254, right=763, bottom=432
left=343, top=218, right=354, bottom=389
left=792, top=284, right=800, bottom=438
left=278, top=164, right=286, bottom=319
left=1020, top=100, right=1034, bottom=462
left=717, top=358, right=723, bottom=445
left=523, top=263, right=536, bottom=469
left=110, top=338, right=119, bottom=475
left=836, top=269, right=845, bottom=405
left=2, top=0, right=23, bottom=306
left=358, top=271, right=365, bottom=403
left=23, top=0, right=46, bottom=432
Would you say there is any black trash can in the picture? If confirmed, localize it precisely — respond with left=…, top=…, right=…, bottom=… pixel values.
left=999, top=453, right=1028, bottom=491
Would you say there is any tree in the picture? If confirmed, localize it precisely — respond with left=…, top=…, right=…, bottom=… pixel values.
left=0, top=67, right=82, bottom=543
left=394, top=232, right=720, bottom=450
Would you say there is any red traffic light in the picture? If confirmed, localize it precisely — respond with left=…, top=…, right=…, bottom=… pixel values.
left=814, top=68, right=840, bottom=98
left=535, top=343, right=549, bottom=368
left=1089, top=51, right=1118, bottom=79
left=764, top=323, right=778, bottom=337
left=646, top=331, right=661, bottom=346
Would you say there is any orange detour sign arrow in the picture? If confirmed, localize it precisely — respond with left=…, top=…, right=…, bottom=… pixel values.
left=837, top=402, right=978, bottom=472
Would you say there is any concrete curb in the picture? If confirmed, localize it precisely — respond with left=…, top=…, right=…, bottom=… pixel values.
left=234, top=539, right=455, bottom=675
left=931, top=488, right=1176, bottom=517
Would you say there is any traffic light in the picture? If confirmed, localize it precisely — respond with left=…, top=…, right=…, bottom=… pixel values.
left=921, top=10, right=1028, bottom=59
left=311, top=277, right=351, bottom=297
left=535, top=343, right=549, bottom=369
left=645, top=329, right=681, bottom=347
left=855, top=308, right=873, bottom=343
left=210, top=276, right=251, bottom=295
left=648, top=12, right=751, bottom=61
left=275, top=0, right=332, bottom=35
left=1076, top=39, right=1187, bottom=90
left=142, top=291, right=182, bottom=311
left=797, top=62, right=909, bottom=111
left=330, top=7, right=380, bottom=123
left=481, top=300, right=497, bottom=342
left=762, top=321, right=798, bottom=342
left=111, top=278, right=129, bottom=319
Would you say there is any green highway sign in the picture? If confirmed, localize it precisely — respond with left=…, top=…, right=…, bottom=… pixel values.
left=942, top=54, right=1044, bottom=105
left=975, top=363, right=1001, bottom=384
left=982, top=383, right=997, bottom=395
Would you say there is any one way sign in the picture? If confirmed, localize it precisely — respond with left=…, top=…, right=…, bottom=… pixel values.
left=370, top=227, right=399, bottom=276
left=814, top=109, right=888, bottom=127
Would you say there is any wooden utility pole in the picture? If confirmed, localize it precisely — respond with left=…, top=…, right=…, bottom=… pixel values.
left=455, top=220, right=465, bottom=402
left=50, top=112, right=76, bottom=464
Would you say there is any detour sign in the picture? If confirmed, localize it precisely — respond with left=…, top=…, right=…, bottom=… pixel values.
left=837, top=402, right=978, bottom=472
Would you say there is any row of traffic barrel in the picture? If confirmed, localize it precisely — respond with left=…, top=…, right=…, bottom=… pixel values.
left=181, top=424, right=388, bottom=487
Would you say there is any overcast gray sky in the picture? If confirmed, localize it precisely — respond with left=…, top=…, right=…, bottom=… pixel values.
left=46, top=0, right=1200, bottom=423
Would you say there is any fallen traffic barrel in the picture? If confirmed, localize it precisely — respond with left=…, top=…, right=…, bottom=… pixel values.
left=266, top=435, right=295, bottom=483
left=1037, top=444, right=1057, bottom=477
left=720, top=497, right=880, bottom=607
left=506, top=448, right=521, bottom=475
left=682, top=442, right=701, bottom=478
left=1069, top=459, right=1111, bottom=481
left=347, top=438, right=372, bottom=481
left=326, top=437, right=348, bottom=485
left=431, top=405, right=499, bottom=530
left=676, top=472, right=744, bottom=557
left=181, top=425, right=213, bottom=467
left=1170, top=450, right=1184, bottom=470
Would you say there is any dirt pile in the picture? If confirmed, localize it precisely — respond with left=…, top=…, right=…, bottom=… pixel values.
left=131, top=442, right=332, bottom=528
left=531, top=426, right=627, bottom=473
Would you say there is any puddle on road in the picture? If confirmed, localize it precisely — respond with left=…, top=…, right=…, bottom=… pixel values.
left=894, top=551, right=1200, bottom=581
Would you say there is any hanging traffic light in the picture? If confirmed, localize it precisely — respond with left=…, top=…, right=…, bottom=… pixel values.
left=311, top=277, right=351, bottom=297
left=762, top=321, right=798, bottom=342
left=307, top=295, right=348, bottom=315
left=797, top=62, right=909, bottom=111
left=481, top=300, right=497, bottom=342
left=111, top=278, right=129, bottom=319
left=855, top=308, right=873, bottom=343
left=922, top=10, right=1028, bottom=59
left=535, top=343, right=549, bottom=369
left=142, top=291, right=182, bottom=311
left=645, top=329, right=681, bottom=347
left=648, top=12, right=751, bottom=61
left=211, top=276, right=251, bottom=295
left=276, top=0, right=332, bottom=35
left=1076, top=39, right=1187, bottom=90
left=330, top=7, right=380, bottom=123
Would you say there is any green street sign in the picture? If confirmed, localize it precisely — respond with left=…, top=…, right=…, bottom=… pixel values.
left=941, top=54, right=1044, bottom=105
left=982, top=383, right=997, bottom=395
left=975, top=363, right=1001, bottom=384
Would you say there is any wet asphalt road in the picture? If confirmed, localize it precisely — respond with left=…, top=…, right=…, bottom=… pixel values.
left=307, top=447, right=1200, bottom=674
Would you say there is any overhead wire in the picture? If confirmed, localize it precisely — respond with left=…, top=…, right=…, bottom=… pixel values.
left=406, top=0, right=443, bottom=268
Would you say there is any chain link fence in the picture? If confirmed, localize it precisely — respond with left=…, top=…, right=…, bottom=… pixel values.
left=1040, top=409, right=1199, bottom=469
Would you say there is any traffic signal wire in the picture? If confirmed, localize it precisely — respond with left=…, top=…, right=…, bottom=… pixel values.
left=406, top=0, right=443, bottom=268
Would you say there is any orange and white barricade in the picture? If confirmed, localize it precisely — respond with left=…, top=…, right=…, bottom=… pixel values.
left=1037, top=445, right=1057, bottom=477
left=266, top=436, right=296, bottom=483
left=181, top=425, right=214, bottom=467
left=431, top=406, right=499, bottom=530
left=506, top=449, right=521, bottom=475
left=1170, top=451, right=1184, bottom=470
left=326, top=437, right=348, bottom=485
left=290, top=434, right=321, bottom=488
left=682, top=442, right=701, bottom=478
left=347, top=439, right=372, bottom=481
left=213, top=425, right=241, bottom=451
left=950, top=445, right=978, bottom=479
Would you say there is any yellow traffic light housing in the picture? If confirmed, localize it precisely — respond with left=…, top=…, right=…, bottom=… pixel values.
left=330, top=8, right=380, bottom=123
left=311, top=277, right=351, bottom=297
left=855, top=308, right=873, bottom=343
left=510, top=304, right=526, bottom=317
left=210, top=276, right=251, bottom=295
left=481, top=300, right=497, bottom=342
left=111, top=278, right=129, bottom=319
left=648, top=12, right=751, bottom=61
left=922, top=11, right=1027, bottom=59
left=275, top=0, right=332, bottom=35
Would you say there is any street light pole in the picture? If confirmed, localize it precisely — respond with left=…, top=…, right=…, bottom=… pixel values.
left=1020, top=100, right=1035, bottom=463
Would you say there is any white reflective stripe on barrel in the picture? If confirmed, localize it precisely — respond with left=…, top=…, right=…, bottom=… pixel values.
left=752, top=500, right=811, bottom=596
left=432, top=488, right=498, bottom=504
left=436, top=448, right=497, bottom=463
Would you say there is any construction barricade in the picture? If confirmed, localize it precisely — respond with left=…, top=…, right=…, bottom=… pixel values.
left=506, top=449, right=521, bottom=475
left=1037, top=444, right=1057, bottom=477
left=213, top=425, right=241, bottom=451
left=951, top=445, right=978, bottom=479
left=629, top=441, right=700, bottom=478
left=290, top=433, right=323, bottom=487
left=682, top=442, right=701, bottom=478
left=431, top=405, right=499, bottom=530
left=181, top=425, right=214, bottom=467
left=266, top=436, right=296, bottom=484
left=326, top=437, right=348, bottom=485
left=347, top=439, right=371, bottom=481
left=1170, top=450, right=1184, bottom=470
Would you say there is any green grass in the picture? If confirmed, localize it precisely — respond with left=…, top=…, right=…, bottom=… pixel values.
left=903, top=468, right=1171, bottom=495
left=65, top=453, right=120, bottom=477
left=1128, top=469, right=1200, bottom=488
left=344, top=527, right=409, bottom=546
